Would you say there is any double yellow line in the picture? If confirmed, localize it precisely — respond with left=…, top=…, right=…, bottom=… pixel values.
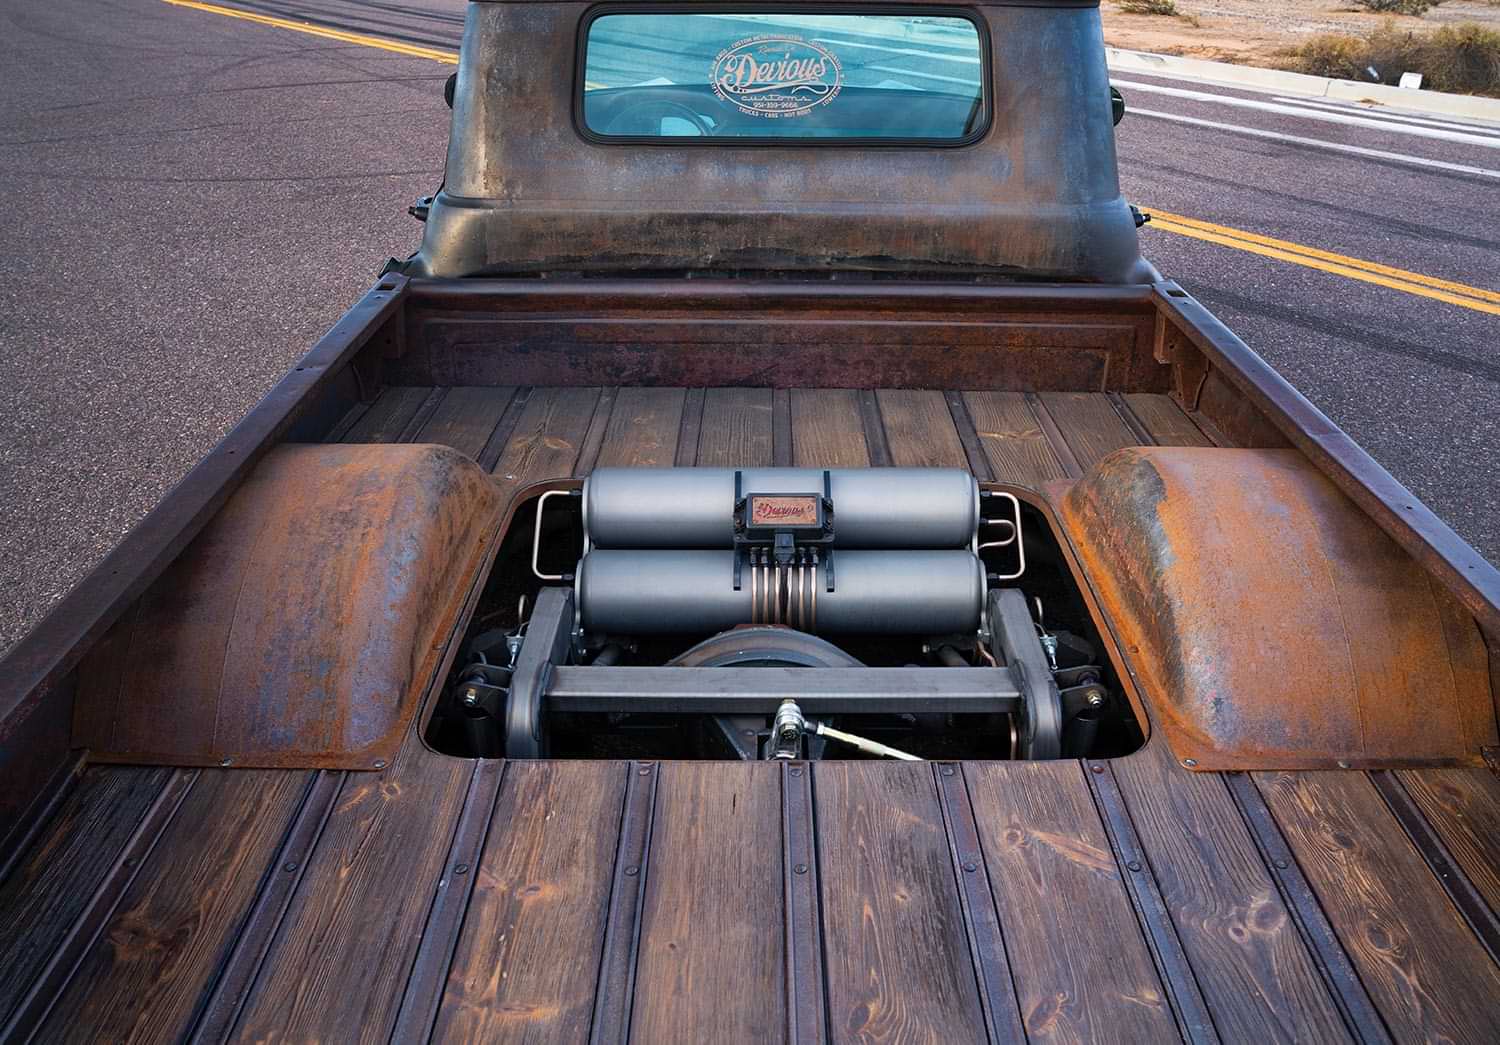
left=162, top=0, right=458, bottom=63
left=1144, top=207, right=1500, bottom=317
left=163, top=0, right=1500, bottom=317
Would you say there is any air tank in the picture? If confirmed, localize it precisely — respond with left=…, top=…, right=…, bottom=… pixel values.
left=582, top=467, right=979, bottom=549
left=576, top=549, right=985, bottom=635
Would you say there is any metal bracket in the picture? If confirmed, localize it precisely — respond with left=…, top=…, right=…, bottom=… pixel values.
left=504, top=586, right=575, bottom=758
left=987, top=588, right=1063, bottom=759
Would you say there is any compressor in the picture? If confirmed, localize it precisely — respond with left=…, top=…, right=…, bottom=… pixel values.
left=439, top=467, right=1123, bottom=763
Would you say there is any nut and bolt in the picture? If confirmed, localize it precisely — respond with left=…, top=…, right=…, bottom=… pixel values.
left=462, top=687, right=480, bottom=707
left=1086, top=690, right=1105, bottom=709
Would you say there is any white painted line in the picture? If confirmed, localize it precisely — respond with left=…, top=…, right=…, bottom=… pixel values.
left=1129, top=108, right=1500, bottom=180
left=1114, top=78, right=1500, bottom=149
left=1269, top=96, right=1500, bottom=136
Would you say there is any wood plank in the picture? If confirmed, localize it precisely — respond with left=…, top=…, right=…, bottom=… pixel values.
left=675, top=388, right=706, bottom=466
left=1037, top=391, right=1141, bottom=471
left=630, top=762, right=785, bottom=1043
left=790, top=389, right=869, bottom=468
left=876, top=389, right=967, bottom=468
left=1113, top=743, right=1349, bottom=1043
left=0, top=767, right=171, bottom=1026
left=414, top=386, right=517, bottom=459
left=491, top=387, right=603, bottom=482
left=966, top=760, right=1175, bottom=1041
left=230, top=730, right=470, bottom=1041
left=342, top=386, right=432, bottom=442
left=1122, top=393, right=1213, bottom=448
left=595, top=387, right=687, bottom=468
left=816, top=761, right=987, bottom=1042
left=1257, top=770, right=1500, bottom=1041
left=697, top=388, right=773, bottom=467
left=39, top=770, right=309, bottom=1043
left=961, top=391, right=1067, bottom=486
left=434, top=762, right=626, bottom=1041
left=1396, top=767, right=1500, bottom=915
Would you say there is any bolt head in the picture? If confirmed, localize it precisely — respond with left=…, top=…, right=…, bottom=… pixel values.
left=1182, top=758, right=1198, bottom=768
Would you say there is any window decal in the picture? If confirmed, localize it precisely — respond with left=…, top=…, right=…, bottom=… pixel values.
left=711, top=35, right=843, bottom=119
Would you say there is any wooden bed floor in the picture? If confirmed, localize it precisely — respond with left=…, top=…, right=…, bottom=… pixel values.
left=3, top=386, right=1499, bottom=1043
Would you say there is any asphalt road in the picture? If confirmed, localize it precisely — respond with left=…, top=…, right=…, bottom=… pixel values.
left=1, top=0, right=1497, bottom=655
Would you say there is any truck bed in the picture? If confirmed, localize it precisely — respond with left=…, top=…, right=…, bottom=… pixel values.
left=3, top=384, right=1499, bottom=1042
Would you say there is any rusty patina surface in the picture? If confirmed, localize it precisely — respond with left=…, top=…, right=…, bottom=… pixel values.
left=72, top=443, right=501, bottom=769
left=1060, top=446, right=1497, bottom=770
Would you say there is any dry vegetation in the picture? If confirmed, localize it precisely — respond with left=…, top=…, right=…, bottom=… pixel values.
left=1103, top=0, right=1500, bottom=95
left=1286, top=21, right=1500, bottom=95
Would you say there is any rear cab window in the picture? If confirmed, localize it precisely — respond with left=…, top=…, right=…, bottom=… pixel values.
left=579, top=8, right=990, bottom=144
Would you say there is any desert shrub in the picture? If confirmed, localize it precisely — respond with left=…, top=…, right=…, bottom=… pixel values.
left=1286, top=21, right=1500, bottom=95
left=1118, top=0, right=1178, bottom=15
left=1352, top=0, right=1440, bottom=15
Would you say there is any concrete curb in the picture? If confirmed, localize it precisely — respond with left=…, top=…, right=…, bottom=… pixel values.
left=1106, top=46, right=1500, bottom=123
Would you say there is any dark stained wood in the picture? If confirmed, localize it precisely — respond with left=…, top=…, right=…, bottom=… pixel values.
left=932, top=764, right=1028, bottom=1041
left=961, top=391, right=1067, bottom=486
left=1396, top=767, right=1500, bottom=914
left=790, top=389, right=869, bottom=468
left=675, top=388, right=706, bottom=466
left=631, top=762, right=785, bottom=1043
left=0, top=767, right=171, bottom=1025
left=815, top=761, right=987, bottom=1043
left=780, top=763, right=828, bottom=1045
left=397, top=387, right=448, bottom=443
left=189, top=770, right=346, bottom=1044
left=39, top=770, right=309, bottom=1044
left=596, top=387, right=687, bottom=468
left=1037, top=390, right=1142, bottom=471
left=1113, top=743, right=1349, bottom=1043
left=391, top=759, right=507, bottom=1043
left=343, top=385, right=432, bottom=442
left=574, top=386, right=619, bottom=477
left=415, top=386, right=518, bottom=459
left=856, top=389, right=894, bottom=467
left=876, top=389, right=967, bottom=467
left=591, top=761, right=658, bottom=1045
left=772, top=387, right=793, bottom=467
left=965, top=760, right=1176, bottom=1041
left=229, top=730, right=470, bottom=1042
left=697, top=388, right=774, bottom=467
left=1122, top=393, right=1214, bottom=448
left=1257, top=770, right=1500, bottom=1041
left=434, top=762, right=626, bottom=1042
left=1085, top=758, right=1219, bottom=1044
left=491, top=387, right=603, bottom=483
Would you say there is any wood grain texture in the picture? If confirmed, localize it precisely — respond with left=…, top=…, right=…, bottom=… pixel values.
left=0, top=767, right=170, bottom=1025
left=1113, top=742, right=1348, bottom=1043
left=342, top=386, right=433, bottom=442
left=229, top=729, right=471, bottom=1042
left=961, top=391, right=1067, bottom=486
left=39, top=770, right=309, bottom=1044
left=1037, top=391, right=1142, bottom=471
left=966, top=760, right=1175, bottom=1043
left=630, top=761, right=785, bottom=1044
left=415, top=386, right=518, bottom=459
left=596, top=387, right=687, bottom=468
left=1121, top=393, right=1213, bottom=448
left=1257, top=770, right=1500, bottom=1041
left=1394, top=767, right=1500, bottom=923
left=697, top=387, right=774, bottom=467
left=492, top=387, right=603, bottom=482
left=876, top=390, right=967, bottom=467
left=790, top=389, right=869, bottom=468
left=435, top=762, right=626, bottom=1042
left=815, top=761, right=986, bottom=1044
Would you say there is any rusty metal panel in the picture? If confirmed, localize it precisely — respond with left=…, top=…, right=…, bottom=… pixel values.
left=73, top=444, right=501, bottom=770
left=1060, top=447, right=1497, bottom=770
